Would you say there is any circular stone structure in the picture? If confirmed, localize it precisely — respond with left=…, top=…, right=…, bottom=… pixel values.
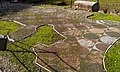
left=100, top=36, right=117, bottom=44
left=89, top=28, right=104, bottom=34
left=83, top=33, right=99, bottom=39
left=78, top=38, right=94, bottom=47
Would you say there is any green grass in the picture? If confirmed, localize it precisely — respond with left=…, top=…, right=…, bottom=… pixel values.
left=88, top=0, right=120, bottom=10
left=105, top=39, right=120, bottom=72
left=0, top=25, right=64, bottom=72
left=22, top=26, right=64, bottom=45
left=0, top=20, right=21, bottom=35
left=89, top=12, right=120, bottom=22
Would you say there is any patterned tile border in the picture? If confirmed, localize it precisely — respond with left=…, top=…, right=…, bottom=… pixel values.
left=1, top=11, right=120, bottom=71
left=86, top=14, right=120, bottom=72
left=103, top=37, right=120, bottom=72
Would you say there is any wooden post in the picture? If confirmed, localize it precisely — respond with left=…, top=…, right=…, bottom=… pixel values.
left=70, top=0, right=72, bottom=8
left=0, top=35, right=8, bottom=51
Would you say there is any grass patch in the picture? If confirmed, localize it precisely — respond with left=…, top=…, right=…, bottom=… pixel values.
left=0, top=20, right=21, bottom=35
left=22, top=26, right=65, bottom=45
left=89, top=12, right=120, bottom=22
left=0, top=25, right=64, bottom=71
left=105, top=39, right=120, bottom=72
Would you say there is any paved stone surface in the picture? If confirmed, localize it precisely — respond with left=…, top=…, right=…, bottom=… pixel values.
left=100, top=36, right=117, bottom=44
left=30, top=8, right=120, bottom=72
left=109, top=27, right=120, bottom=33
left=83, top=33, right=100, bottom=40
left=31, top=8, right=120, bottom=72
left=78, top=39, right=94, bottom=47
left=95, top=42, right=109, bottom=52
left=89, top=28, right=104, bottom=34
left=9, top=25, right=37, bottom=41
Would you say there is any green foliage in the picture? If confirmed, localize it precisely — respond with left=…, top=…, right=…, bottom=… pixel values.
left=105, top=39, right=120, bottom=72
left=89, top=12, right=120, bottom=22
left=0, top=20, right=21, bottom=35
left=22, top=26, right=65, bottom=45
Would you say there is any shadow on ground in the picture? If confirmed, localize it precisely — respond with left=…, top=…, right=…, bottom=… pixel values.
left=0, top=2, right=31, bottom=16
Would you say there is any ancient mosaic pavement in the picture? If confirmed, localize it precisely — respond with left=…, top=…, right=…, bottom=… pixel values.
left=33, top=8, right=120, bottom=72
left=1, top=6, right=120, bottom=72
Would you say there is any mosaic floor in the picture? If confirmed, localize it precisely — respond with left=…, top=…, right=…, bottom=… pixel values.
left=33, top=8, right=120, bottom=72
left=1, top=5, right=120, bottom=71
